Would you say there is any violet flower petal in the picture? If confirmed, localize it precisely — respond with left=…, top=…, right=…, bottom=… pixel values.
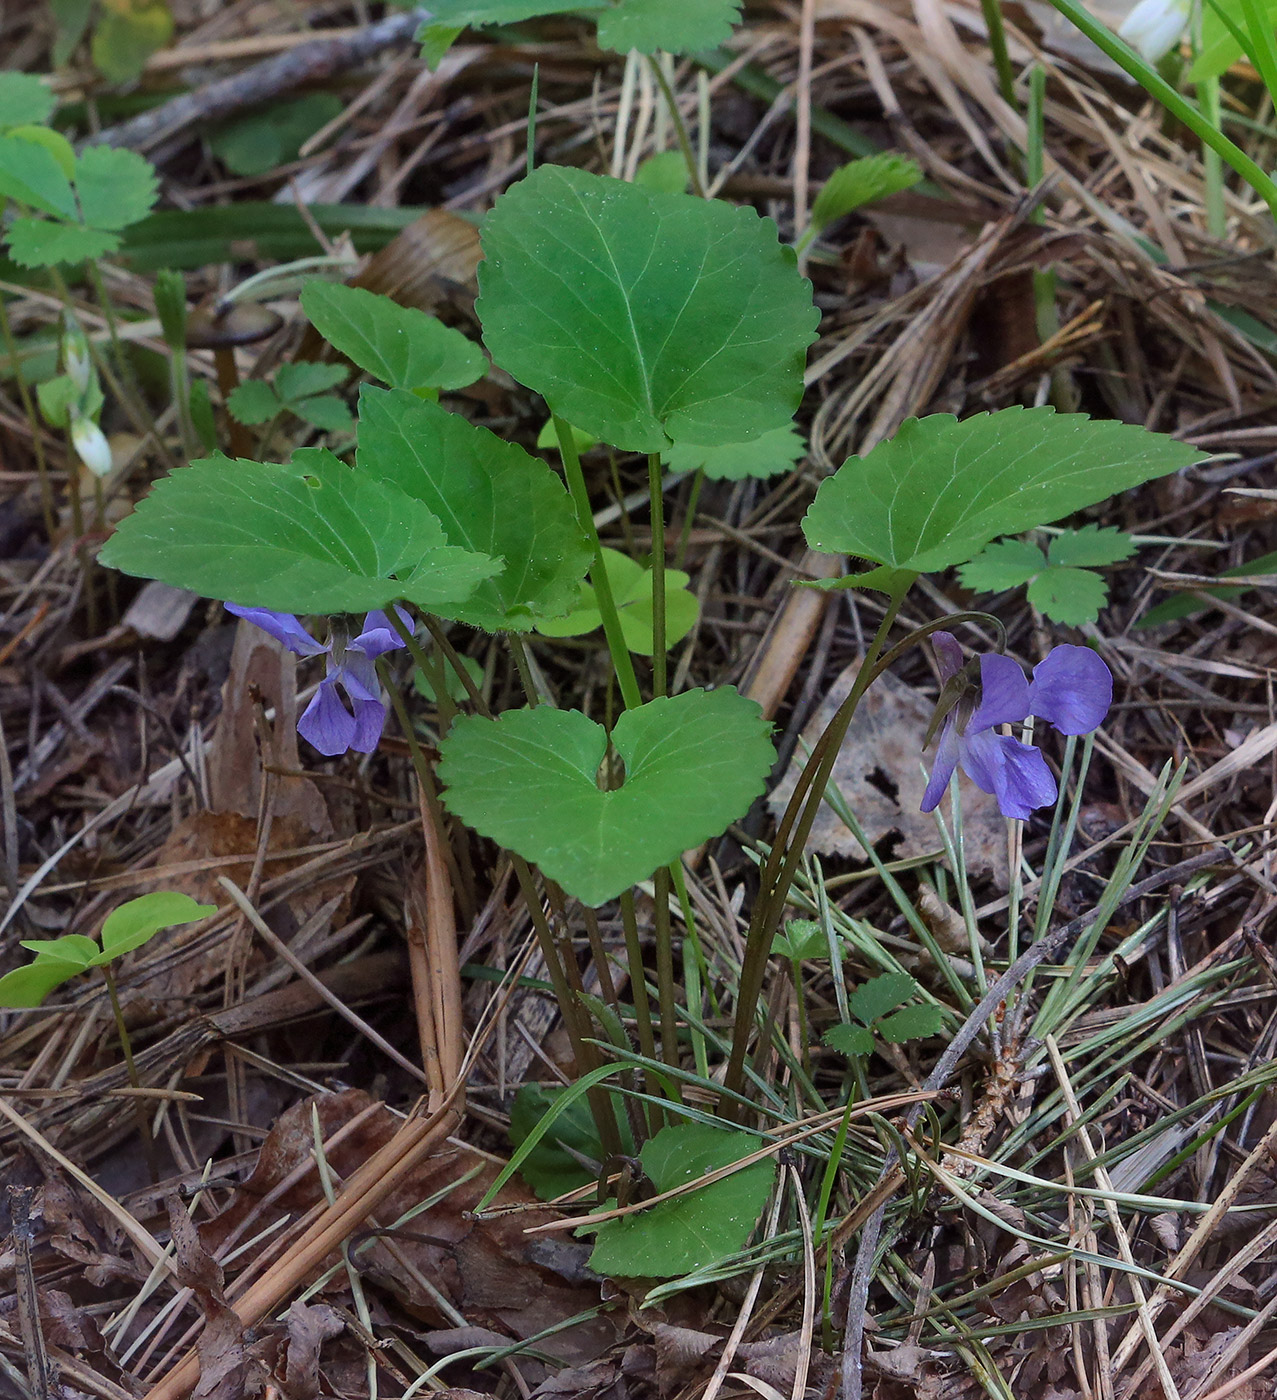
left=335, top=651, right=381, bottom=704
left=224, top=604, right=328, bottom=658
left=352, top=607, right=412, bottom=660
left=1027, top=645, right=1113, bottom=735
left=931, top=630, right=964, bottom=682
left=346, top=694, right=388, bottom=752
left=298, top=678, right=358, bottom=756
left=920, top=714, right=961, bottom=812
left=962, top=728, right=1058, bottom=820
left=968, top=652, right=1031, bottom=733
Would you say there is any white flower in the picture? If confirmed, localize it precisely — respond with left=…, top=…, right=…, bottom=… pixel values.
left=1118, top=0, right=1191, bottom=63
left=70, top=414, right=112, bottom=477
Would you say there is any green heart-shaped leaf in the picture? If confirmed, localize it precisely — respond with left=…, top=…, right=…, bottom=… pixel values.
left=478, top=166, right=819, bottom=452
left=438, top=687, right=773, bottom=906
left=802, top=408, right=1202, bottom=585
left=301, top=281, right=486, bottom=392
left=100, top=448, right=499, bottom=615
left=536, top=546, right=698, bottom=654
left=586, top=1123, right=774, bottom=1277
left=357, top=388, right=590, bottom=630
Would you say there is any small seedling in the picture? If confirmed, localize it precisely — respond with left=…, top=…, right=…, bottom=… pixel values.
left=823, top=972, right=944, bottom=1060
left=228, top=361, right=354, bottom=436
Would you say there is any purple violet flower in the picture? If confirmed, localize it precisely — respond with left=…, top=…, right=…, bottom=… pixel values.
left=224, top=604, right=410, bottom=756
left=921, top=632, right=1113, bottom=821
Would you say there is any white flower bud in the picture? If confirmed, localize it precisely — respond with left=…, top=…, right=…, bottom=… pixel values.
left=61, top=315, right=93, bottom=398
left=70, top=414, right=113, bottom=477
left=1118, top=0, right=1191, bottom=63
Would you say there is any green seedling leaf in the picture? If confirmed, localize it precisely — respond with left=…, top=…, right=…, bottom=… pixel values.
left=98, top=891, right=216, bottom=960
left=536, top=546, right=698, bottom=654
left=1026, top=566, right=1109, bottom=626
left=1046, top=524, right=1136, bottom=568
left=91, top=0, right=175, bottom=85
left=773, top=918, right=825, bottom=961
left=478, top=165, right=818, bottom=452
left=957, top=539, right=1045, bottom=593
left=1138, top=548, right=1277, bottom=627
left=358, top=387, right=590, bottom=631
left=20, top=935, right=101, bottom=968
left=802, top=408, right=1202, bottom=589
left=301, top=282, right=486, bottom=392
left=0, top=74, right=56, bottom=130
left=809, top=153, right=922, bottom=233
left=848, top=971, right=918, bottom=1026
left=635, top=150, right=689, bottom=193
left=823, top=1023, right=874, bottom=1057
left=587, top=1123, right=773, bottom=1277
left=0, top=961, right=89, bottom=1009
left=190, top=378, right=217, bottom=450
left=510, top=1084, right=630, bottom=1200
left=664, top=423, right=805, bottom=481
left=439, top=687, right=773, bottom=906
left=154, top=268, right=187, bottom=349
left=74, top=145, right=159, bottom=230
left=207, top=93, right=343, bottom=176
left=6, top=218, right=117, bottom=266
left=99, top=448, right=499, bottom=615
left=421, top=0, right=740, bottom=53
left=536, top=418, right=597, bottom=453
left=877, top=1003, right=945, bottom=1043
left=0, top=133, right=77, bottom=217
left=226, top=380, right=281, bottom=425
left=275, top=361, right=348, bottom=401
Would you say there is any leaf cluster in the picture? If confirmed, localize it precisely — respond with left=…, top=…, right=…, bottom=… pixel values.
left=823, top=972, right=944, bottom=1057
left=958, top=525, right=1136, bottom=626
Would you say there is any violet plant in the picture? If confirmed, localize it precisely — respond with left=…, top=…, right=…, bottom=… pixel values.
left=95, top=155, right=1204, bottom=1276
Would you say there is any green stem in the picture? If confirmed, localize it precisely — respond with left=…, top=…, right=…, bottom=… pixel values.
left=1045, top=0, right=1277, bottom=217
left=721, top=592, right=909, bottom=1109
left=101, top=965, right=159, bottom=1181
left=980, top=0, right=1018, bottom=109
left=646, top=55, right=706, bottom=198
left=0, top=294, right=55, bottom=538
left=619, top=887, right=661, bottom=1131
left=674, top=469, right=704, bottom=570
left=508, top=632, right=541, bottom=707
left=647, top=452, right=667, bottom=696
left=652, top=865, right=681, bottom=1085
left=1239, top=0, right=1277, bottom=107
left=421, top=614, right=489, bottom=714
left=554, top=415, right=642, bottom=710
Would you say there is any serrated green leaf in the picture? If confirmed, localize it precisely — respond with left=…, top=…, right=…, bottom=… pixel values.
left=1026, top=565, right=1109, bottom=626
left=876, top=1003, right=944, bottom=1043
left=535, top=546, right=698, bottom=653
left=91, top=0, right=174, bottom=85
left=478, top=166, right=818, bottom=453
left=957, top=539, right=1045, bottom=593
left=421, top=0, right=740, bottom=53
left=1046, top=524, right=1136, bottom=568
left=823, top=1022, right=874, bottom=1057
left=6, top=218, right=119, bottom=266
left=1137, top=548, right=1277, bottom=628
left=0, top=961, right=84, bottom=1008
left=635, top=150, right=689, bottom=194
left=97, top=892, right=216, bottom=960
left=291, top=394, right=354, bottom=433
left=587, top=1123, right=773, bottom=1277
left=439, top=687, right=773, bottom=906
left=226, top=380, right=281, bottom=425
left=275, top=360, right=349, bottom=403
left=419, top=22, right=463, bottom=68
left=358, top=387, right=589, bottom=631
left=810, top=153, right=922, bottom=233
left=0, top=75, right=56, bottom=131
left=0, top=133, right=77, bottom=216
left=664, top=423, right=805, bottom=481
left=301, top=281, right=485, bottom=392
left=802, top=408, right=1202, bottom=581
left=74, top=145, right=159, bottom=231
left=99, top=449, right=499, bottom=615
left=7, top=125, right=76, bottom=178
left=848, top=972, right=918, bottom=1026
